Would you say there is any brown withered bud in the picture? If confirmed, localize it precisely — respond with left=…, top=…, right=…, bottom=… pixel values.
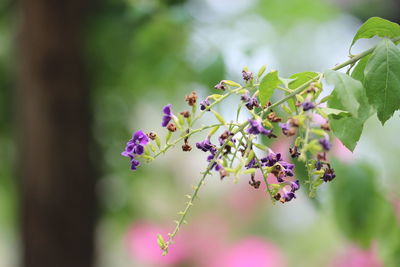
left=286, top=128, right=297, bottom=136
left=273, top=193, right=281, bottom=201
left=147, top=131, right=157, bottom=140
left=249, top=174, right=261, bottom=189
left=180, top=110, right=190, bottom=118
left=267, top=111, right=282, bottom=122
left=219, top=130, right=230, bottom=142
left=305, top=85, right=317, bottom=94
left=185, top=91, right=197, bottom=106
left=219, top=168, right=228, bottom=180
left=263, top=101, right=272, bottom=109
left=182, top=143, right=192, bottom=152
left=321, top=122, right=331, bottom=131
left=271, top=164, right=284, bottom=177
left=317, top=152, right=327, bottom=161
left=167, top=122, right=177, bottom=132
left=288, top=118, right=300, bottom=127
left=223, top=145, right=232, bottom=155
left=289, top=146, right=301, bottom=158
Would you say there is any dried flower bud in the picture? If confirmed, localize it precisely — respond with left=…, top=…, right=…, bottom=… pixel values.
left=288, top=118, right=300, bottom=127
left=267, top=112, right=282, bottom=122
left=289, top=146, right=300, bottom=158
left=249, top=174, right=261, bottom=189
left=185, top=91, right=197, bottom=106
left=182, top=143, right=192, bottom=152
left=317, top=152, right=327, bottom=161
left=167, top=122, right=177, bottom=132
left=147, top=131, right=157, bottom=140
left=321, top=123, right=331, bottom=131
left=219, top=168, right=228, bottom=180
left=180, top=111, right=190, bottom=118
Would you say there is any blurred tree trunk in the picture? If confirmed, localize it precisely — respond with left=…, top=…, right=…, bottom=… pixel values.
left=15, top=0, right=96, bottom=267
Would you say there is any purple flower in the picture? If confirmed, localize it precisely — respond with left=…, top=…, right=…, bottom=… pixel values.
left=290, top=180, right=300, bottom=192
left=121, top=130, right=150, bottom=171
left=245, top=158, right=258, bottom=169
left=261, top=152, right=281, bottom=167
left=129, top=155, right=140, bottom=170
left=319, top=138, right=331, bottom=151
left=322, top=167, right=336, bottom=182
left=200, top=98, right=211, bottom=111
left=161, top=104, right=174, bottom=127
left=241, top=93, right=259, bottom=110
left=302, top=100, right=315, bottom=111
left=242, top=70, right=253, bottom=81
left=246, top=119, right=273, bottom=136
left=196, top=139, right=216, bottom=153
left=122, top=130, right=149, bottom=156
left=214, top=81, right=226, bottom=91
left=281, top=191, right=296, bottom=202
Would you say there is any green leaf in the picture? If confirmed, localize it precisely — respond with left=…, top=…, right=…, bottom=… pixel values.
left=350, top=17, right=400, bottom=52
left=259, top=70, right=280, bottom=106
left=364, top=39, right=400, bottom=124
left=288, top=71, right=319, bottom=90
left=326, top=73, right=373, bottom=151
left=324, top=70, right=363, bottom=117
left=331, top=161, right=385, bottom=248
left=351, top=54, right=370, bottom=82
left=317, top=107, right=349, bottom=117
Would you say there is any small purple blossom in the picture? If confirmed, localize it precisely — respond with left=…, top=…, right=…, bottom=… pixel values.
left=241, top=93, right=259, bottom=110
left=200, top=98, right=211, bottom=111
left=302, top=100, right=315, bottom=111
left=122, top=130, right=149, bottom=156
left=246, top=119, right=273, bottom=136
left=261, top=152, right=282, bottom=167
left=214, top=81, right=226, bottom=91
left=281, top=191, right=296, bottom=202
left=322, top=167, right=336, bottom=182
left=319, top=138, right=331, bottom=151
left=196, top=139, right=216, bottom=153
left=162, top=104, right=174, bottom=127
left=245, top=158, right=258, bottom=169
left=121, top=130, right=150, bottom=171
left=242, top=70, right=253, bottom=81
left=290, top=180, right=300, bottom=192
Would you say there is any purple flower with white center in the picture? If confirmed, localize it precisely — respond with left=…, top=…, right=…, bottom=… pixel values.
left=281, top=161, right=295, bottom=176
left=200, top=98, right=211, bottom=111
left=319, top=138, right=331, bottom=151
left=246, top=119, right=273, bottom=136
left=290, top=180, right=300, bottom=192
left=196, top=139, right=216, bottom=153
left=122, top=130, right=149, bottom=156
left=161, top=104, right=174, bottom=127
left=302, top=100, right=315, bottom=111
left=281, top=191, right=296, bottom=202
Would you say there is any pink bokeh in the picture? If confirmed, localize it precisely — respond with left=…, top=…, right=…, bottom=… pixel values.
left=332, top=245, right=382, bottom=267
left=125, top=221, right=188, bottom=265
left=208, top=237, right=286, bottom=267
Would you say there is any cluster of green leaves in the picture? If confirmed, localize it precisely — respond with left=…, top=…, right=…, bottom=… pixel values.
left=326, top=17, right=400, bottom=151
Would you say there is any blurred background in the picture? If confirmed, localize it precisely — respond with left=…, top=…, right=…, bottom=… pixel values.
left=1, top=0, right=400, bottom=266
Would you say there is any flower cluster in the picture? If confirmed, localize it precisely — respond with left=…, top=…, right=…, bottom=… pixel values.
left=120, top=66, right=339, bottom=255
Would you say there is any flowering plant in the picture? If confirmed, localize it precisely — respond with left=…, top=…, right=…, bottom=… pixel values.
left=121, top=17, right=400, bottom=255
